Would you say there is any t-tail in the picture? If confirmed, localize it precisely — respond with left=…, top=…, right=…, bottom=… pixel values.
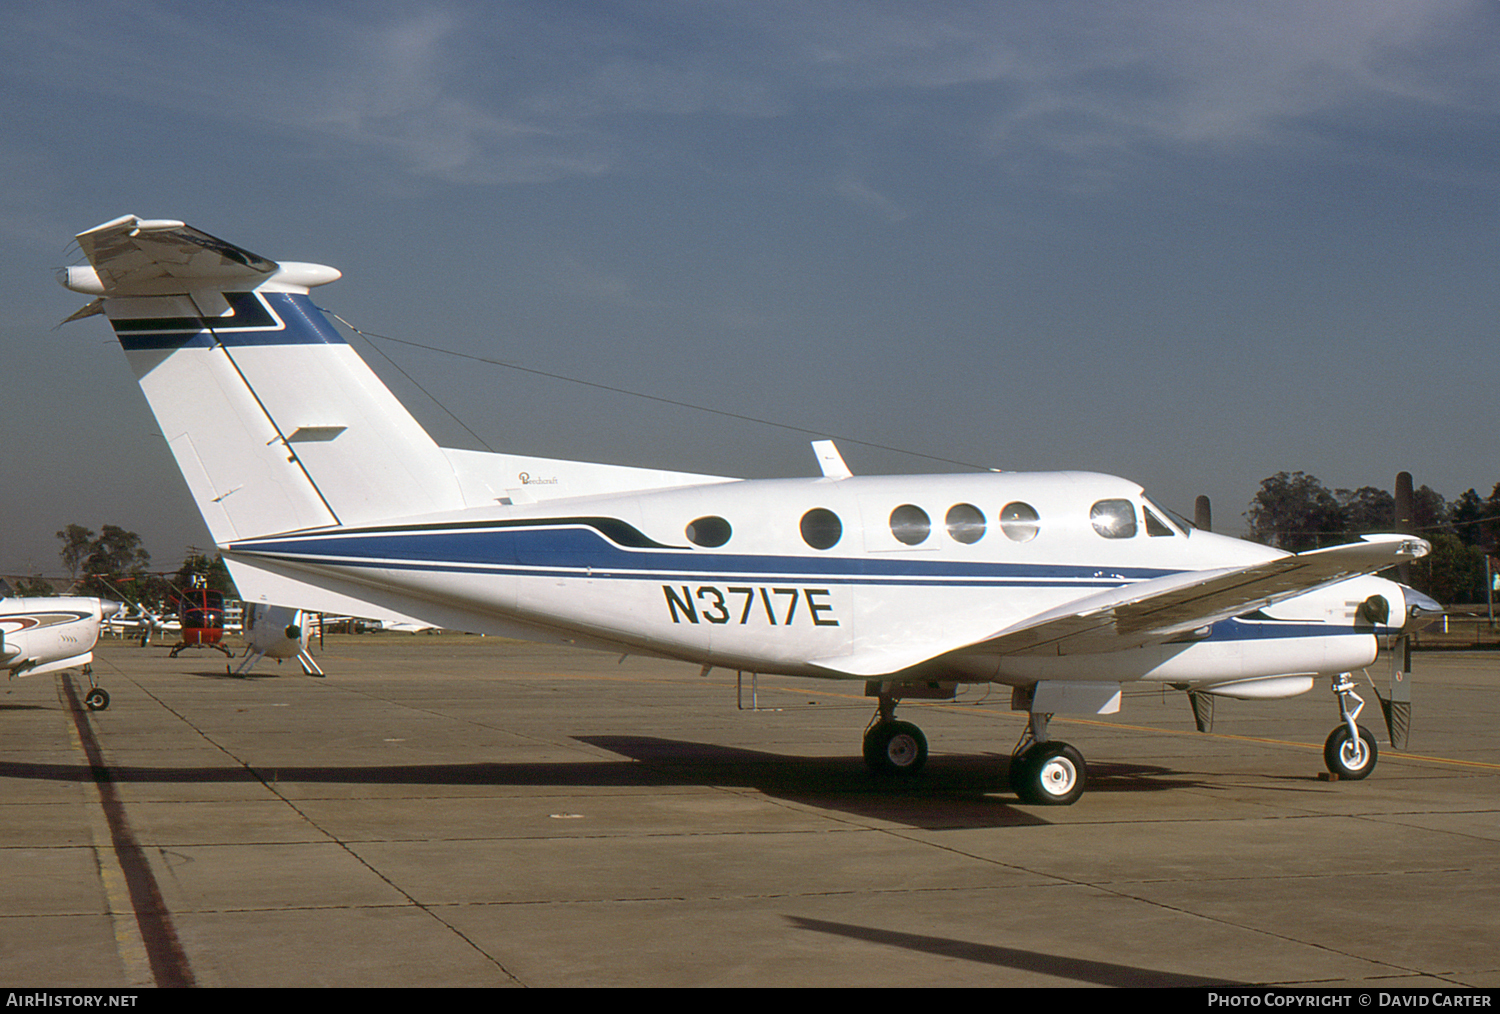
left=59, top=215, right=732, bottom=620
left=60, top=215, right=470, bottom=543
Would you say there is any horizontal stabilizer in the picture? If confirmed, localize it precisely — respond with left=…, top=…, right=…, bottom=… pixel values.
left=61, top=215, right=339, bottom=297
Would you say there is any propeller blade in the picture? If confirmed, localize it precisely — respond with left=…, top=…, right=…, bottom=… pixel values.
left=1395, top=471, right=1414, bottom=586
left=1379, top=632, right=1412, bottom=750
left=1188, top=689, right=1214, bottom=733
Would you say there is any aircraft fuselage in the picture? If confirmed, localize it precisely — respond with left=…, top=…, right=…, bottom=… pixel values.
left=224, top=469, right=1403, bottom=689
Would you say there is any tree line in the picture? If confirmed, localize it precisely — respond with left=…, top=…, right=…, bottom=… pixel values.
left=1245, top=472, right=1498, bottom=605
left=44, top=523, right=237, bottom=609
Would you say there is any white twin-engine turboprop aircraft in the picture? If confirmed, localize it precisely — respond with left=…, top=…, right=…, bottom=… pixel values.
left=59, top=214, right=1438, bottom=805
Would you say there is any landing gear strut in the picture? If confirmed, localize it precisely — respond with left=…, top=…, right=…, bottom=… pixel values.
left=1324, top=672, right=1377, bottom=780
left=1009, top=711, right=1086, bottom=805
left=81, top=665, right=109, bottom=711
left=862, top=693, right=928, bottom=776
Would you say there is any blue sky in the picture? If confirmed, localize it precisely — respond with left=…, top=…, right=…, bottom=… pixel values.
left=3, top=0, right=1497, bottom=575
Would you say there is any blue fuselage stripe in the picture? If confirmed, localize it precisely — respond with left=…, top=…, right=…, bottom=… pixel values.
left=229, top=524, right=1385, bottom=641
left=230, top=524, right=1174, bottom=585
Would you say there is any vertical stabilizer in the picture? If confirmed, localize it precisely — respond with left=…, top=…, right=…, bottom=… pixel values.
left=61, top=216, right=466, bottom=542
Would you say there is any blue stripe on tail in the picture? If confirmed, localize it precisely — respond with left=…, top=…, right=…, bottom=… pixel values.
left=112, top=292, right=346, bottom=350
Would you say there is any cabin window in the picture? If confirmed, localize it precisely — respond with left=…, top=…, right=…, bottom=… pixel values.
left=889, top=504, right=931, bottom=545
left=945, top=503, right=986, bottom=544
left=1091, top=499, right=1137, bottom=539
left=1000, top=502, right=1040, bottom=542
left=800, top=508, right=843, bottom=550
left=685, top=516, right=732, bottom=548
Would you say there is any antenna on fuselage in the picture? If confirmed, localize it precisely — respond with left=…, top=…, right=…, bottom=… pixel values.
left=811, top=440, right=852, bottom=479
left=1194, top=495, right=1212, bottom=533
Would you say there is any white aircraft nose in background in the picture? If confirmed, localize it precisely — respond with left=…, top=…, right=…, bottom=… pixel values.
left=2, top=596, right=121, bottom=709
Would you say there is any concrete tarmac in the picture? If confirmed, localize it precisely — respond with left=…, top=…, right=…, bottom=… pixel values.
left=1, top=634, right=1496, bottom=988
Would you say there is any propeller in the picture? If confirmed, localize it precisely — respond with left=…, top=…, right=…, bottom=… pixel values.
left=1188, top=493, right=1213, bottom=729
left=1394, top=471, right=1414, bottom=586
left=1380, top=470, right=1441, bottom=751
left=1381, top=630, right=1412, bottom=750
left=1180, top=481, right=1436, bottom=751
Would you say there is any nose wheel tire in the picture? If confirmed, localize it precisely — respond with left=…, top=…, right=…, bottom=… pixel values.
left=1010, top=742, right=1086, bottom=805
left=863, top=720, right=928, bottom=776
left=84, top=688, right=110, bottom=711
left=1324, top=724, right=1377, bottom=780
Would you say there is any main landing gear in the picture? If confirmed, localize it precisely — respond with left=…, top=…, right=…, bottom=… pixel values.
left=1009, top=712, right=1086, bottom=806
left=862, top=694, right=928, bottom=776
left=859, top=687, right=1087, bottom=805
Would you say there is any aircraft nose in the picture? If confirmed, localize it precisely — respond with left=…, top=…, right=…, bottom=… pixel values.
left=100, top=600, right=125, bottom=618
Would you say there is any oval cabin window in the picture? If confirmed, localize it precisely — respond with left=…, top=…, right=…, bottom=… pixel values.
left=685, top=516, right=732, bottom=548
left=945, top=503, right=986, bottom=544
left=1000, top=502, right=1040, bottom=542
left=889, top=504, right=931, bottom=546
left=800, top=508, right=843, bottom=550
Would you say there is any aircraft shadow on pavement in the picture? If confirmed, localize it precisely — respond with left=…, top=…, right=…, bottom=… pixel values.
left=0, top=737, right=1197, bottom=832
left=579, top=735, right=1194, bottom=828
left=784, top=916, right=1243, bottom=987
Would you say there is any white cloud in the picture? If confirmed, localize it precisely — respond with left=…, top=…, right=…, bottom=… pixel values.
left=834, top=178, right=908, bottom=223
left=758, top=0, right=1500, bottom=161
left=1, top=0, right=1492, bottom=190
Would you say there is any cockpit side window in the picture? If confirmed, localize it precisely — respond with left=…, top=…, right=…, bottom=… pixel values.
left=1090, top=499, right=1137, bottom=539
left=1143, top=496, right=1187, bottom=536
left=1143, top=505, right=1174, bottom=537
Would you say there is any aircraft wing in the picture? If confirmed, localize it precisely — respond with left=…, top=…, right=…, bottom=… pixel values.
left=810, top=534, right=1429, bottom=677
left=72, top=214, right=276, bottom=295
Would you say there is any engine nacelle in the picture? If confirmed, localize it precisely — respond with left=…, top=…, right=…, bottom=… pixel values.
left=1194, top=674, right=1316, bottom=700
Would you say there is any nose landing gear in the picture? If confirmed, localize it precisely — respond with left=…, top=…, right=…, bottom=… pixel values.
left=1323, top=672, right=1378, bottom=780
left=81, top=665, right=109, bottom=711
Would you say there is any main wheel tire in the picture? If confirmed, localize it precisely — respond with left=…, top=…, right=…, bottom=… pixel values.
left=1007, top=751, right=1036, bottom=798
left=863, top=720, right=928, bottom=776
left=84, top=688, right=110, bottom=711
left=1011, top=742, right=1086, bottom=805
left=1324, top=724, right=1378, bottom=780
